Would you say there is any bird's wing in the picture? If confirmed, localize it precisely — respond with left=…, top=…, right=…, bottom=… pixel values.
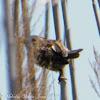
left=51, top=41, right=68, bottom=57
left=51, top=43, right=62, bottom=53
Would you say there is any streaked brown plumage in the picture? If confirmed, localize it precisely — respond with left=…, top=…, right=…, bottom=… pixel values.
left=31, top=36, right=83, bottom=82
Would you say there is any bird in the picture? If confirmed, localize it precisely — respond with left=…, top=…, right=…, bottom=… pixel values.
left=31, top=35, right=83, bottom=82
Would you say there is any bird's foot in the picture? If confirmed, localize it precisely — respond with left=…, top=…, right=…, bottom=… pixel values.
left=58, top=76, right=67, bottom=83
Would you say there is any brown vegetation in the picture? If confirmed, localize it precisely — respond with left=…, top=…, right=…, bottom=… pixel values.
left=90, top=48, right=100, bottom=98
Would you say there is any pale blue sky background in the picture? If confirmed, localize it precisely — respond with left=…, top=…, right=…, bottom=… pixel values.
left=0, top=0, right=100, bottom=100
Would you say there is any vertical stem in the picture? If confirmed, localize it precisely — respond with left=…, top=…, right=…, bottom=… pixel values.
left=14, top=0, right=24, bottom=96
left=21, top=0, right=37, bottom=96
left=21, top=0, right=31, bottom=48
left=92, top=0, right=100, bottom=35
left=66, top=30, right=78, bottom=100
left=0, top=0, right=16, bottom=100
left=45, top=2, right=50, bottom=38
left=61, top=0, right=78, bottom=100
left=52, top=0, right=61, bottom=40
left=5, top=0, right=17, bottom=98
left=52, top=0, right=68, bottom=100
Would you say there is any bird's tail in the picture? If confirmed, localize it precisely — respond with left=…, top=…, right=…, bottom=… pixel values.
left=66, top=49, right=83, bottom=59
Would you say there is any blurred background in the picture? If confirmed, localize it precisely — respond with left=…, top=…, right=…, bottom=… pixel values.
left=0, top=0, right=100, bottom=100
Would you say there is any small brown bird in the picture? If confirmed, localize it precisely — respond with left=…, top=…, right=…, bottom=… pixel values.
left=31, top=36, right=83, bottom=82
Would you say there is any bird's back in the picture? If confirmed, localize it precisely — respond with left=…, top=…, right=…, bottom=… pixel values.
left=31, top=36, right=83, bottom=71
